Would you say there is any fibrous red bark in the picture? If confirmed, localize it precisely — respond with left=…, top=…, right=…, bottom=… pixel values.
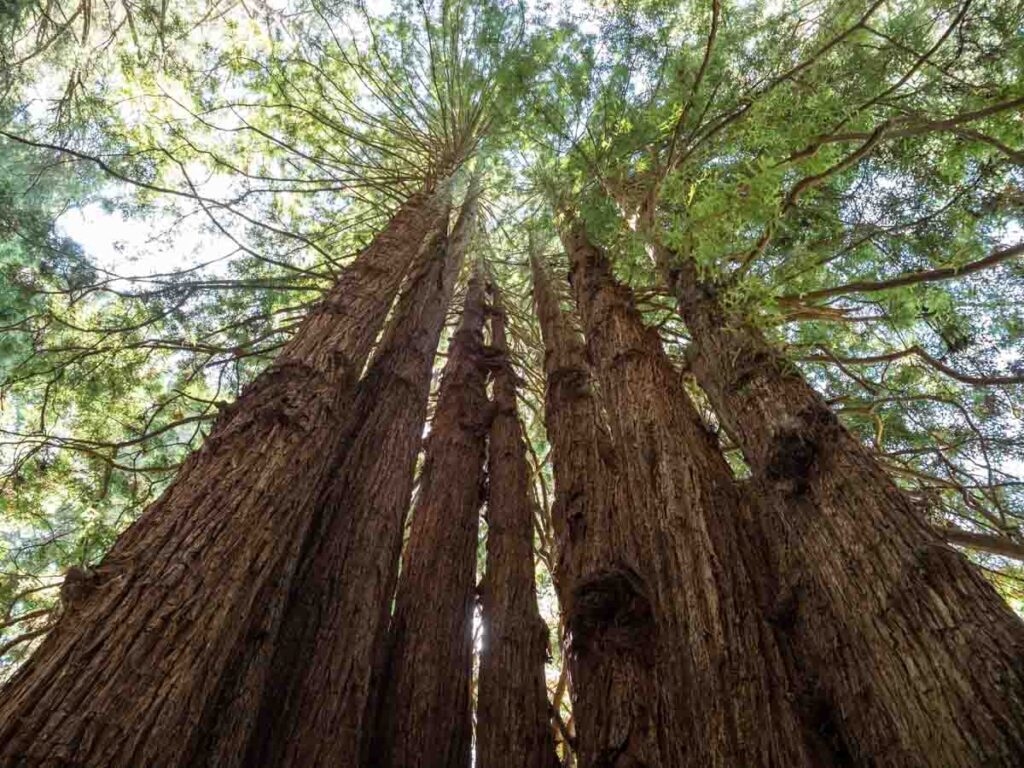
left=475, top=282, right=560, bottom=768
left=665, top=253, right=1024, bottom=766
left=560, top=217, right=825, bottom=767
left=0, top=188, right=449, bottom=768
left=245, top=190, right=476, bottom=768
left=370, top=264, right=489, bottom=768
left=531, top=254, right=665, bottom=766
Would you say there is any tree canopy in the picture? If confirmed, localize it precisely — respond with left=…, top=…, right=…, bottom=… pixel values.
left=2, top=0, right=1022, bottom=682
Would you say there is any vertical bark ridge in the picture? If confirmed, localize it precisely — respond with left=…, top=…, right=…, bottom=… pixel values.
left=475, top=281, right=560, bottom=768
left=371, top=265, right=489, bottom=768
left=531, top=254, right=665, bottom=767
left=248, top=189, right=477, bottom=768
left=560, top=216, right=825, bottom=768
left=0, top=188, right=450, bottom=768
left=665, top=253, right=1024, bottom=766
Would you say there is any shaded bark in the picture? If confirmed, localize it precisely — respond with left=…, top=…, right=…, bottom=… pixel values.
left=665, top=252, right=1024, bottom=766
left=560, top=218, right=824, bottom=768
left=245, top=190, right=476, bottom=768
left=371, top=266, right=489, bottom=768
left=476, top=283, right=560, bottom=768
left=531, top=255, right=665, bottom=767
left=0, top=188, right=449, bottom=768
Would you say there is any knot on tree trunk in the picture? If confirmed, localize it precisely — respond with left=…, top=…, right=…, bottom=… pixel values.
left=59, top=565, right=102, bottom=612
left=209, top=360, right=334, bottom=442
left=567, top=568, right=655, bottom=661
left=764, top=406, right=839, bottom=495
left=547, top=366, right=592, bottom=402
left=727, top=345, right=776, bottom=394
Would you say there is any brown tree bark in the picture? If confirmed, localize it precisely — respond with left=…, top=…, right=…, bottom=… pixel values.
left=531, top=254, right=666, bottom=767
left=560, top=217, right=827, bottom=768
left=662, top=253, right=1024, bottom=766
left=245, top=189, right=477, bottom=768
left=475, top=283, right=560, bottom=768
left=370, top=265, right=490, bottom=768
left=0, top=187, right=449, bottom=768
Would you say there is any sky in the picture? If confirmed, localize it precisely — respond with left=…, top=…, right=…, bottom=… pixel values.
left=59, top=203, right=205, bottom=276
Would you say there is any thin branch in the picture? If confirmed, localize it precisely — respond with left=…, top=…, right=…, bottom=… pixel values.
left=783, top=241, right=1024, bottom=301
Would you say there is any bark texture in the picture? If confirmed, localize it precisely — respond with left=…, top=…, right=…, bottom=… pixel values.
left=665, top=253, right=1024, bottom=766
left=531, top=255, right=665, bottom=767
left=560, top=218, right=824, bottom=768
left=0, top=189, right=449, bottom=768
left=245, top=191, right=475, bottom=768
left=475, top=284, right=560, bottom=768
left=371, top=266, right=489, bottom=768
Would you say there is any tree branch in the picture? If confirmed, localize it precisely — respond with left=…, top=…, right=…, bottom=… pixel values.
left=938, top=526, right=1024, bottom=562
left=783, top=241, right=1024, bottom=301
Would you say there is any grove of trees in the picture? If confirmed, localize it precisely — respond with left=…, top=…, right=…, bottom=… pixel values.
left=1, top=0, right=1023, bottom=765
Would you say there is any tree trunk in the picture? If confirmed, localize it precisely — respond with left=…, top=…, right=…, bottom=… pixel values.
left=531, top=254, right=665, bottom=767
left=476, top=282, right=560, bottom=768
left=370, top=265, right=490, bottom=768
left=560, top=217, right=826, bottom=768
left=0, top=188, right=449, bottom=768
left=245, top=190, right=477, bottom=768
left=663, top=253, right=1024, bottom=766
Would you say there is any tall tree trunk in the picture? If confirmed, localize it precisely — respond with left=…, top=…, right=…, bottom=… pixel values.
left=662, top=253, right=1024, bottom=766
left=560, top=217, right=827, bottom=767
left=246, top=189, right=477, bottom=768
left=371, top=265, right=490, bottom=768
left=0, top=188, right=449, bottom=768
left=531, top=254, right=665, bottom=767
left=476, top=282, right=560, bottom=768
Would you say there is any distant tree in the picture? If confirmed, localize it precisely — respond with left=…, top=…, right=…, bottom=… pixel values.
left=371, top=224, right=488, bottom=768
left=476, top=280, right=559, bottom=768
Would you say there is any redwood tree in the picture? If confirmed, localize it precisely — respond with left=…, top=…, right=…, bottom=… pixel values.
left=662, top=252, right=1024, bottom=766
left=246, top=189, right=476, bottom=768
left=531, top=253, right=665, bottom=766
left=0, top=186, right=449, bottom=768
left=475, top=282, right=559, bottom=768
left=560, top=216, right=827, bottom=767
left=3, top=1, right=1024, bottom=764
left=523, top=2, right=1024, bottom=759
left=371, top=264, right=489, bottom=768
